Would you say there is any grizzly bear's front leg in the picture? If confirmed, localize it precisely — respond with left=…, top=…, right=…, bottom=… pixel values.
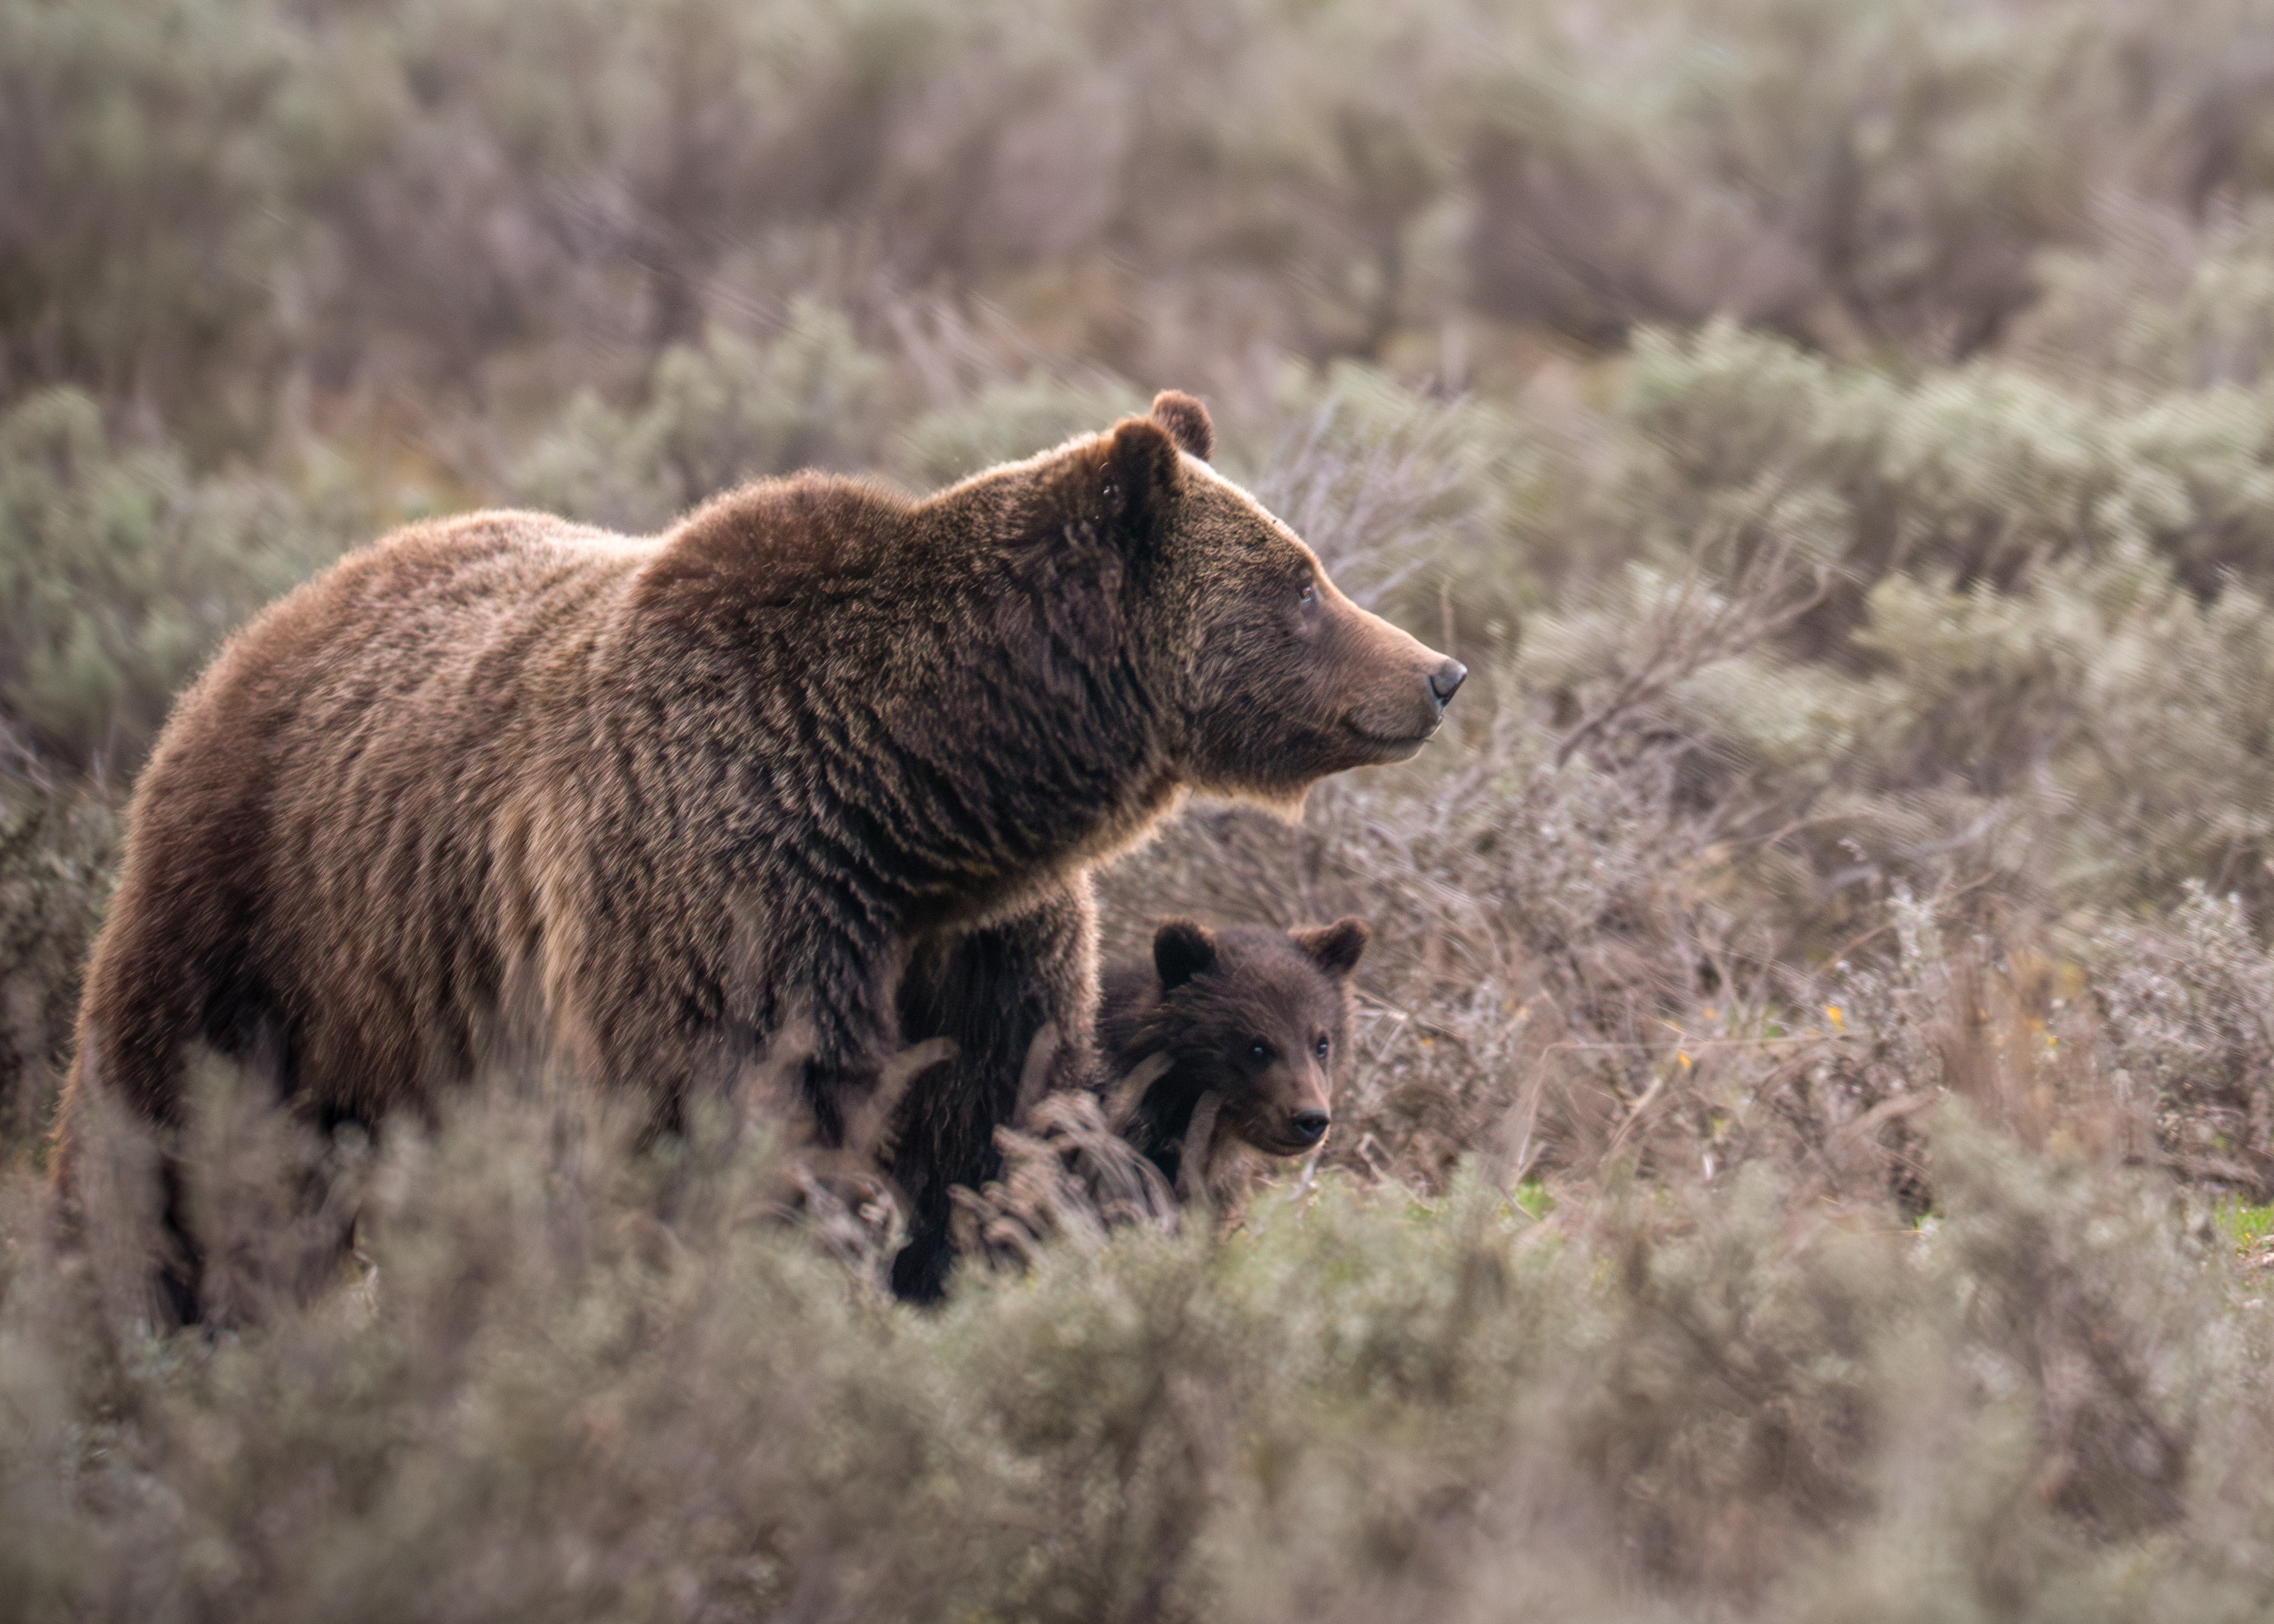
left=889, top=878, right=1100, bottom=1302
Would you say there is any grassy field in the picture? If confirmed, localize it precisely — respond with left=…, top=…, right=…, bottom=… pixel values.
left=17, top=0, right=2274, bottom=1615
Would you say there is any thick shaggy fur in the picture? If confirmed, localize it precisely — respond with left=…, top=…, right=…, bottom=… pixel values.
left=60, top=391, right=1462, bottom=1311
left=1100, top=917, right=1369, bottom=1192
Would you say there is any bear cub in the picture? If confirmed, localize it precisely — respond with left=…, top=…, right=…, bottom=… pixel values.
left=1098, top=917, right=1370, bottom=1193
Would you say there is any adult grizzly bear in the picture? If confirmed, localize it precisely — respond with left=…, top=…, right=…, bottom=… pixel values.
left=60, top=391, right=1464, bottom=1310
left=1101, top=917, right=1368, bottom=1197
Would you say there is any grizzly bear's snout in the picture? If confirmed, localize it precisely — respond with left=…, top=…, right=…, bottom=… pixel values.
left=1360, top=651, right=1466, bottom=747
left=1333, top=609, right=1467, bottom=760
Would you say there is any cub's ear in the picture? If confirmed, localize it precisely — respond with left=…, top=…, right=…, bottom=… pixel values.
left=1150, top=389, right=1213, bottom=462
left=1153, top=918, right=1218, bottom=991
left=1099, top=416, right=1184, bottom=553
left=1292, top=917, right=1370, bottom=981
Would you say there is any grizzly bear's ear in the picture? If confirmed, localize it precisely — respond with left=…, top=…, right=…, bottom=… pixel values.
left=1100, top=417, right=1184, bottom=554
left=1153, top=919, right=1218, bottom=991
left=1150, top=390, right=1213, bottom=462
left=1292, top=917, right=1370, bottom=981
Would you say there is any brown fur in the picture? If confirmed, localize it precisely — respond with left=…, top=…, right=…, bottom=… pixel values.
left=59, top=390, right=1463, bottom=1311
left=1100, top=917, right=1370, bottom=1193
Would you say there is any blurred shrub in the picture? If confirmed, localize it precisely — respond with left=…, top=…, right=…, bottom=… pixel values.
left=2098, top=883, right=2274, bottom=1195
left=0, top=389, right=352, bottom=775
left=1238, top=363, right=1554, bottom=663
left=11, top=1063, right=2274, bottom=1619
left=0, top=0, right=308, bottom=436
left=30, top=0, right=2274, bottom=437
left=510, top=306, right=893, bottom=531
left=0, top=785, right=114, bottom=1154
left=895, top=371, right=1143, bottom=490
left=2024, top=213, right=2274, bottom=394
left=1636, top=542, right=2274, bottom=932
left=1605, top=322, right=2274, bottom=641
left=1464, top=0, right=2114, bottom=356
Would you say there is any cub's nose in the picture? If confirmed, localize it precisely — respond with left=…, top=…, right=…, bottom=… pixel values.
left=1290, top=1110, right=1331, bottom=1144
left=1429, top=659, right=1467, bottom=708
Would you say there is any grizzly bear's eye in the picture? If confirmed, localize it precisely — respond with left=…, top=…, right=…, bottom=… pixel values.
left=1248, top=1040, right=1272, bottom=1064
left=1314, top=1034, right=1330, bottom=1060
left=1298, top=582, right=1316, bottom=605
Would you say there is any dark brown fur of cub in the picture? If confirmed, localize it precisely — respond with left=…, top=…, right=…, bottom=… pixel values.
left=1100, top=917, right=1369, bottom=1193
left=61, top=391, right=1462, bottom=1311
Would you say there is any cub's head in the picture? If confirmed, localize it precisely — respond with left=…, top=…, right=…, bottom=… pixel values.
left=1135, top=916, right=1370, bottom=1157
left=1064, top=391, right=1466, bottom=804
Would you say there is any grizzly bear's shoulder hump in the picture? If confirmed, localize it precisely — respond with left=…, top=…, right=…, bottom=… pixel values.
left=656, top=473, right=920, bottom=595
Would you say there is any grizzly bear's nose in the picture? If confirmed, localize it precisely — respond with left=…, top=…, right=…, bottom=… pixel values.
left=1429, top=659, right=1467, bottom=707
left=1290, top=1110, right=1330, bottom=1143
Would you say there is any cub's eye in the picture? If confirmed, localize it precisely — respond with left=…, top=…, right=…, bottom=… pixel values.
left=1298, top=582, right=1317, bottom=605
left=1247, top=1041, right=1272, bottom=1064
left=1314, top=1035, right=1331, bottom=1060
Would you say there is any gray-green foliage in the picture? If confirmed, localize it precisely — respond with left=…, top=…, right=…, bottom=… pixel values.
left=1240, top=363, right=1549, bottom=638
left=2028, top=220, right=2274, bottom=394
left=0, top=390, right=347, bottom=774
left=30, top=0, right=2274, bottom=441
left=2097, top=884, right=2274, bottom=1191
left=897, top=372, right=1145, bottom=490
left=0, top=0, right=309, bottom=427
left=0, top=787, right=113, bottom=1150
left=24, top=0, right=2274, bottom=1612
left=1434, top=325, right=2274, bottom=937
left=509, top=306, right=894, bottom=532
left=1617, top=321, right=2274, bottom=601
left=1457, top=0, right=2274, bottom=363
left=1651, top=545, right=2274, bottom=915
left=14, top=1071, right=2274, bottom=1621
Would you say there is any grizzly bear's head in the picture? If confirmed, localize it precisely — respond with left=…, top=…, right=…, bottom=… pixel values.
left=1080, top=391, right=1466, bottom=805
left=1118, top=915, right=1370, bottom=1160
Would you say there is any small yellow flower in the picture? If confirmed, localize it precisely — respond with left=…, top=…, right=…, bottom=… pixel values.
left=1824, top=1004, right=1846, bottom=1033
left=1678, top=1051, right=1693, bottom=1069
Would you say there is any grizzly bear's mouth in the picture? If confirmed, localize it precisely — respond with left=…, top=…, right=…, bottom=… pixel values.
left=1343, top=718, right=1441, bottom=761
left=1227, top=1118, right=1326, bottom=1157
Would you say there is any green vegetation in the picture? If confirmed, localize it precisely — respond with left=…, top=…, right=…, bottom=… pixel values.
left=17, top=0, right=2274, bottom=1614
left=2217, top=1195, right=2274, bottom=1256
left=0, top=389, right=366, bottom=774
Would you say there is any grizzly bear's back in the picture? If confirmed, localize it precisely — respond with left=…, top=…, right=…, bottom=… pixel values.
left=70, top=455, right=1129, bottom=1142
left=75, top=510, right=678, bottom=1126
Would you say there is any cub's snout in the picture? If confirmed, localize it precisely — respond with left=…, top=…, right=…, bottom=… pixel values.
left=1098, top=916, right=1370, bottom=1194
